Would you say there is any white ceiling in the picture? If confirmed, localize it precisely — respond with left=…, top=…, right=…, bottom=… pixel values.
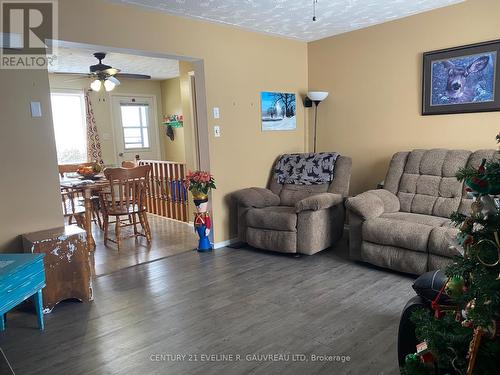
left=109, top=0, right=464, bottom=42
left=48, top=47, right=180, bottom=80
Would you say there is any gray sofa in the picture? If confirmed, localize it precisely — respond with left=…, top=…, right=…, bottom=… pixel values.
left=346, top=149, right=496, bottom=275
left=233, top=154, right=352, bottom=255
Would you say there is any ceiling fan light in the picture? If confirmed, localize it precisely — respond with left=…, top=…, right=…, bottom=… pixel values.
left=104, top=78, right=117, bottom=92
left=90, top=79, right=102, bottom=92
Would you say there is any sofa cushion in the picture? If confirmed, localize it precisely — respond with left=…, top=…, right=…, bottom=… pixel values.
left=363, top=211, right=459, bottom=256
left=363, top=216, right=433, bottom=252
left=395, top=149, right=471, bottom=218
left=428, top=254, right=454, bottom=271
left=232, top=187, right=280, bottom=208
left=247, top=206, right=297, bottom=231
left=279, top=183, right=328, bottom=206
left=428, top=226, right=461, bottom=258
left=380, top=212, right=449, bottom=227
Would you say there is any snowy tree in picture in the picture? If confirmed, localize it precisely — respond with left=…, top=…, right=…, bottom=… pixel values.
left=261, top=92, right=296, bottom=131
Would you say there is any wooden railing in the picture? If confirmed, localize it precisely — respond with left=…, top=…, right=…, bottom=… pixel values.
left=138, top=160, right=189, bottom=222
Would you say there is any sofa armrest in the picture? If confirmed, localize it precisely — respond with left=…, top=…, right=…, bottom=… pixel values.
left=295, top=193, right=343, bottom=213
left=232, top=187, right=280, bottom=208
left=346, top=189, right=400, bottom=220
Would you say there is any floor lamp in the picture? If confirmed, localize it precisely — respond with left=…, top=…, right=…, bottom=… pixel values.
left=307, top=91, right=329, bottom=153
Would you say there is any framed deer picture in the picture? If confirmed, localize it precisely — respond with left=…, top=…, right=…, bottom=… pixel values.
left=422, top=39, right=500, bottom=115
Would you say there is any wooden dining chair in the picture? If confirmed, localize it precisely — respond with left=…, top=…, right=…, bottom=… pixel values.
left=121, top=161, right=137, bottom=168
left=99, top=165, right=152, bottom=251
left=60, top=187, right=86, bottom=228
left=59, top=162, right=103, bottom=229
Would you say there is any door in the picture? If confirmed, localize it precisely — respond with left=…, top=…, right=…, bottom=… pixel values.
left=111, top=95, right=160, bottom=164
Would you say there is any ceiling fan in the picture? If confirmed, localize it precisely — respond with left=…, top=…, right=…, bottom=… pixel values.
left=55, top=52, right=152, bottom=92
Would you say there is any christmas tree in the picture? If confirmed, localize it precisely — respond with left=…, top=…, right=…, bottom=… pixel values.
left=403, top=134, right=500, bottom=375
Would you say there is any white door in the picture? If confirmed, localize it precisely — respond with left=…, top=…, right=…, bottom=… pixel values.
left=111, top=95, right=160, bottom=164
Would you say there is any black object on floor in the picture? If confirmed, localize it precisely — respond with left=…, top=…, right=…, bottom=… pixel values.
left=0, top=348, right=15, bottom=375
left=397, top=296, right=428, bottom=368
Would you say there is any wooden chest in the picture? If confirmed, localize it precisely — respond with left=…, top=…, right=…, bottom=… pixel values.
left=0, top=253, right=46, bottom=331
left=22, top=225, right=93, bottom=313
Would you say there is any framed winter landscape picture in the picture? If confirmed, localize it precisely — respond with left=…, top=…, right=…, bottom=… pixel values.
left=260, top=92, right=296, bottom=131
left=422, top=39, right=500, bottom=115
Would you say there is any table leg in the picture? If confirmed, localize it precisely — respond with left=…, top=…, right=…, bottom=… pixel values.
left=84, top=188, right=96, bottom=252
left=34, top=290, right=44, bottom=330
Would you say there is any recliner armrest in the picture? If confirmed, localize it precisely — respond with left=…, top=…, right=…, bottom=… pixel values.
left=346, top=189, right=399, bottom=220
left=232, top=187, right=280, bottom=208
left=295, top=193, right=343, bottom=213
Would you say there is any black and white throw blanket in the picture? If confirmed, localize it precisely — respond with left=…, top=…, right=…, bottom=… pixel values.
left=274, top=152, right=339, bottom=185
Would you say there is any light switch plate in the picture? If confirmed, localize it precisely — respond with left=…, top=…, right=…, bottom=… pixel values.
left=30, top=101, right=42, bottom=117
left=213, top=107, right=220, bottom=119
left=214, top=125, right=221, bottom=137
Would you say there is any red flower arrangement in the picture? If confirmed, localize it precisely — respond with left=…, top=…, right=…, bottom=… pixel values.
left=186, top=170, right=216, bottom=196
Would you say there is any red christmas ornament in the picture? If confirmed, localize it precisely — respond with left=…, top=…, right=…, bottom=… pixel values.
left=416, top=341, right=435, bottom=364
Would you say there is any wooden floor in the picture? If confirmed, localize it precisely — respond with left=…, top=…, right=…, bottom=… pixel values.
left=91, top=214, right=197, bottom=276
left=0, top=238, right=415, bottom=375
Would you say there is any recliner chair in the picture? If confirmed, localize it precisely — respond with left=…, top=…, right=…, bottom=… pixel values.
left=346, top=149, right=496, bottom=274
left=233, top=153, right=352, bottom=255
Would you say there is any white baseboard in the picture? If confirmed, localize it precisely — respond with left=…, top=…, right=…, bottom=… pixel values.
left=213, top=238, right=238, bottom=249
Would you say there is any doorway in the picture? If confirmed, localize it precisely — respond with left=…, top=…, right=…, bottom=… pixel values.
left=47, top=41, right=211, bottom=276
left=110, top=94, right=160, bottom=163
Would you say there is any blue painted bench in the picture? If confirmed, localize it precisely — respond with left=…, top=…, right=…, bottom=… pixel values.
left=0, top=254, right=46, bottom=331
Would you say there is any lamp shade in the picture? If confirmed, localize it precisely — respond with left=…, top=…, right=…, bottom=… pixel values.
left=307, top=91, right=329, bottom=102
left=104, top=77, right=119, bottom=92
left=90, top=79, right=102, bottom=92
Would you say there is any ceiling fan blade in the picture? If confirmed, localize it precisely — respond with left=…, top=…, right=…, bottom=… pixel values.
left=115, top=73, right=151, bottom=80
left=51, top=72, right=89, bottom=76
left=64, top=77, right=90, bottom=83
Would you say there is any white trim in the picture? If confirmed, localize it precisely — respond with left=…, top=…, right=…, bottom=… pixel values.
left=213, top=238, right=238, bottom=249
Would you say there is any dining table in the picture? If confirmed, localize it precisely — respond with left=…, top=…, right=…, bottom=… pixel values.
left=60, top=174, right=110, bottom=253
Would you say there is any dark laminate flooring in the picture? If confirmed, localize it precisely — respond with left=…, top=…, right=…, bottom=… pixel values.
left=0, top=238, right=415, bottom=375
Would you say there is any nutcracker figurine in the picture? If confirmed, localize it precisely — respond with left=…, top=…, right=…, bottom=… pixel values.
left=193, top=198, right=212, bottom=251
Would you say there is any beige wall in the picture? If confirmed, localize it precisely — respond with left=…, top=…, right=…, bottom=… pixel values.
left=160, top=63, right=197, bottom=216
left=308, top=0, right=500, bottom=195
left=160, top=77, right=186, bottom=162
left=49, top=74, right=165, bottom=165
left=0, top=69, right=63, bottom=252
left=54, top=0, right=308, bottom=243
left=179, top=61, right=198, bottom=173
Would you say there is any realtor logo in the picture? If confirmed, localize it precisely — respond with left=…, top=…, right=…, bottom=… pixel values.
left=1, top=0, right=57, bottom=69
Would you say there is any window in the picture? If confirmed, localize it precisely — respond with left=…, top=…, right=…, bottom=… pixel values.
left=50, top=91, right=87, bottom=164
left=120, top=103, right=150, bottom=149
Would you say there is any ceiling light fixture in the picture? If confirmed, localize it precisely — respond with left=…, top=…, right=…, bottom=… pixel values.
left=90, top=76, right=121, bottom=92
left=312, top=0, right=318, bottom=21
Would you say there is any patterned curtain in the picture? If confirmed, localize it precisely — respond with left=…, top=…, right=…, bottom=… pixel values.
left=84, top=92, right=104, bottom=165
